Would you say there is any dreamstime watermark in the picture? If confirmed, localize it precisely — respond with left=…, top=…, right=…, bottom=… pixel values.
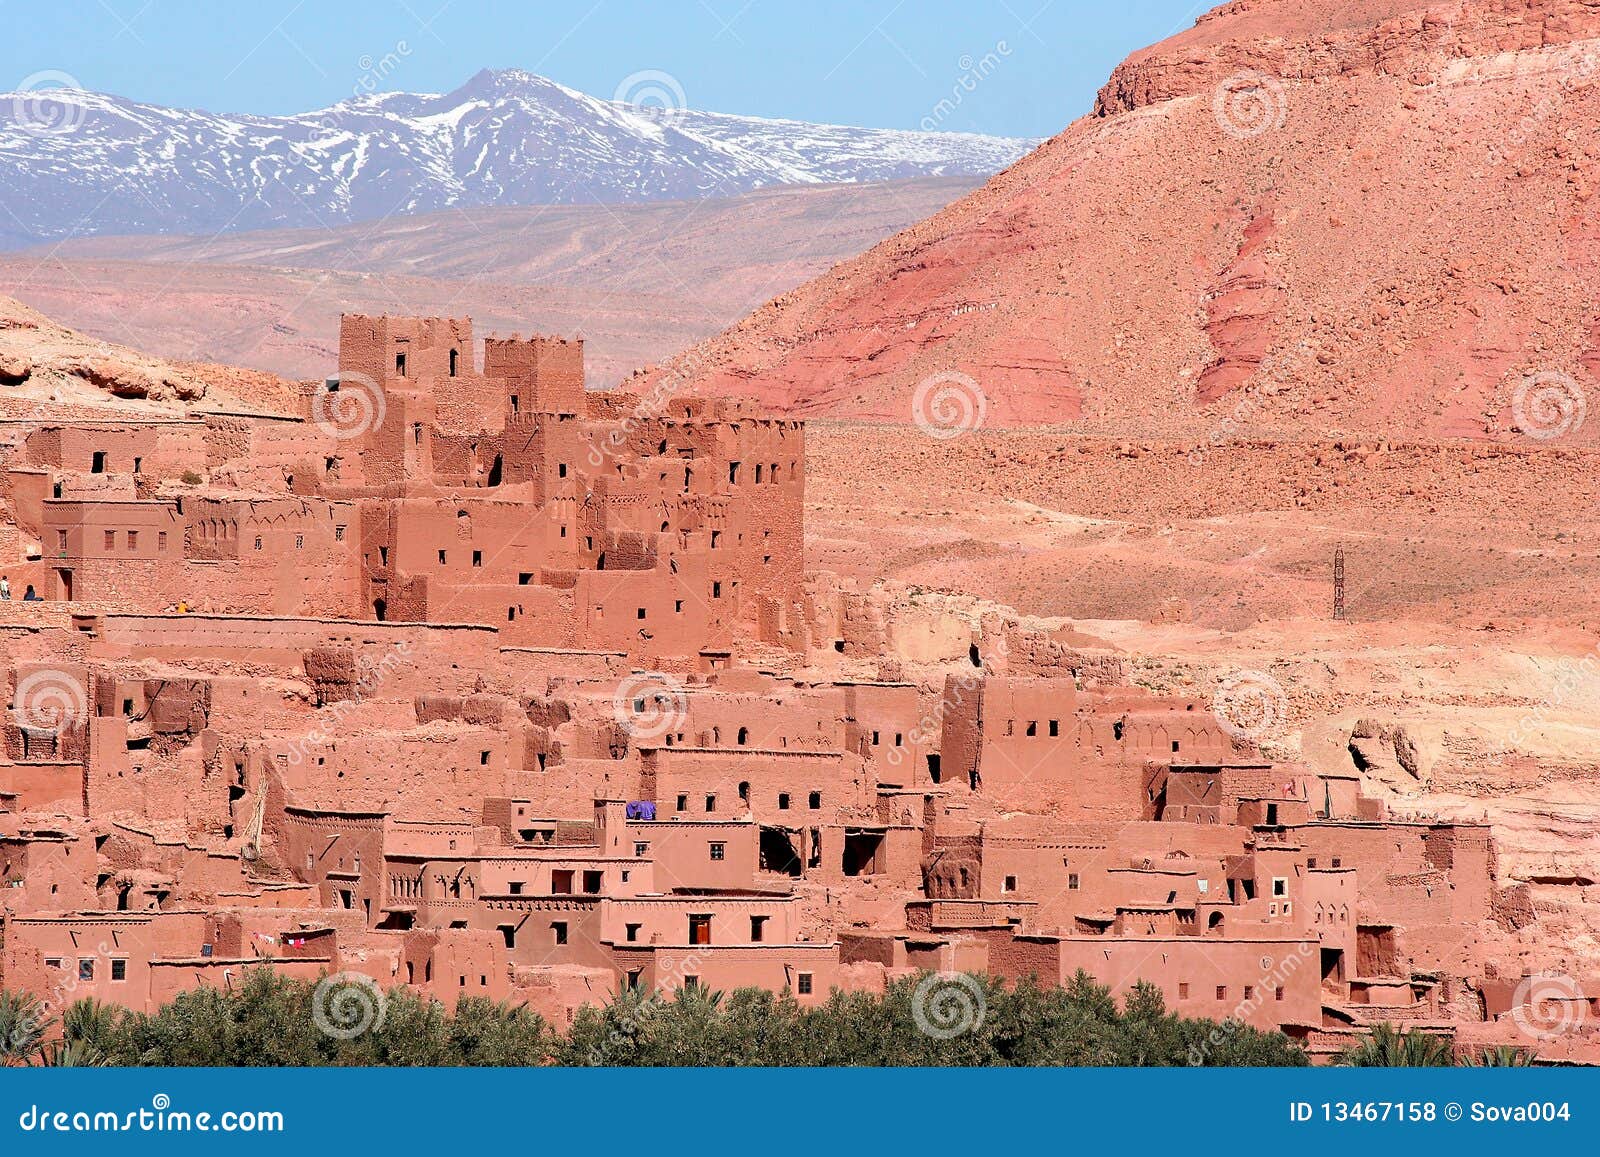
left=919, top=42, right=1012, bottom=132
left=8, top=71, right=87, bottom=137
left=353, top=41, right=412, bottom=100
left=285, top=640, right=412, bottom=766
left=612, top=671, right=689, bottom=743
left=586, top=344, right=720, bottom=469
left=311, top=971, right=387, bottom=1040
left=885, top=635, right=1008, bottom=768
left=1487, top=45, right=1599, bottom=167
left=911, top=971, right=986, bottom=1039
left=1499, top=642, right=1600, bottom=757
left=613, top=70, right=688, bottom=127
left=583, top=949, right=711, bottom=1064
left=1186, top=943, right=1316, bottom=1064
left=16, top=1093, right=284, bottom=1134
left=311, top=371, right=386, bottom=441
left=1211, top=668, right=1288, bottom=742
left=1, top=920, right=122, bottom=1057
left=1510, top=972, right=1588, bottom=1042
left=1187, top=337, right=1314, bottom=464
left=912, top=370, right=987, bottom=439
left=1212, top=70, right=1287, bottom=139
left=1510, top=370, right=1586, bottom=441
left=11, top=668, right=89, bottom=731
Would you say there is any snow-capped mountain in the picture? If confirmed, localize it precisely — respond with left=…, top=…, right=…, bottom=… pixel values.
left=0, top=69, right=1038, bottom=245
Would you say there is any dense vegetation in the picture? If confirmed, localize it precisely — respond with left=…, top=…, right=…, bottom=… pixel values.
left=1, top=969, right=1311, bottom=1067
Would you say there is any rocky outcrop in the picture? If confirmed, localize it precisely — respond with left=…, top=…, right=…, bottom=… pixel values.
left=1095, top=0, right=1600, bottom=116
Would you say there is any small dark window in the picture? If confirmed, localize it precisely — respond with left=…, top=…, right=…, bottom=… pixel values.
left=449, top=348, right=459, bottom=376
left=552, top=921, right=568, bottom=945
left=808, top=791, right=821, bottom=809
left=110, top=959, right=127, bottom=981
left=395, top=351, right=407, bottom=376
left=797, top=972, right=813, bottom=995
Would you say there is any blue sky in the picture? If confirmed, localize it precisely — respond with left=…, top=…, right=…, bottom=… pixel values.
left=3, top=0, right=1209, bottom=137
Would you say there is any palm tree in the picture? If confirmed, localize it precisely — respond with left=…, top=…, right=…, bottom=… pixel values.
left=1338, top=1023, right=1453, bottom=1066
left=36, top=1040, right=109, bottom=1067
left=1462, top=1044, right=1536, bottom=1066
left=0, top=992, right=50, bottom=1066
left=62, top=998, right=123, bottom=1055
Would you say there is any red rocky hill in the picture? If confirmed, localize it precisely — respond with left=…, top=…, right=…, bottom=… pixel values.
left=655, top=0, right=1600, bottom=442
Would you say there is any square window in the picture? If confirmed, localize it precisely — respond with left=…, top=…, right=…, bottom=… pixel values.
left=710, top=842, right=725, bottom=861
left=79, top=959, right=95, bottom=981
left=1003, top=875, right=1017, bottom=893
left=111, top=959, right=127, bottom=981
left=634, top=842, right=648, bottom=857
left=626, top=923, right=641, bottom=942
left=797, top=972, right=813, bottom=995
left=1273, top=877, right=1288, bottom=896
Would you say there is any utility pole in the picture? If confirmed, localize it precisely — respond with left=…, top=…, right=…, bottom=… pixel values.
left=1333, top=545, right=1346, bottom=621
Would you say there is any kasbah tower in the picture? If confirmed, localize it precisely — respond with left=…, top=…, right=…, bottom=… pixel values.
left=0, top=313, right=1558, bottom=1061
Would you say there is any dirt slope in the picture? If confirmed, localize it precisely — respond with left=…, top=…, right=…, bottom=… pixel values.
left=656, top=0, right=1600, bottom=442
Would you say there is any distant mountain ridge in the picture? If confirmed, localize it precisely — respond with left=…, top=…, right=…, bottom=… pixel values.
left=0, top=68, right=1038, bottom=245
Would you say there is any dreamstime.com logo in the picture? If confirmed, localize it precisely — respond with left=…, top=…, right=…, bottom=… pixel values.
left=311, top=371, right=386, bottom=441
left=612, top=671, right=690, bottom=743
left=912, top=972, right=986, bottom=1040
left=1511, top=972, right=1589, bottom=1042
left=613, top=70, right=688, bottom=127
left=1212, top=70, right=1287, bottom=139
left=311, top=972, right=387, bottom=1040
left=9, top=70, right=87, bottom=136
left=1211, top=668, right=1288, bottom=742
left=1510, top=370, right=1586, bottom=441
left=17, top=1094, right=284, bottom=1134
left=12, top=668, right=89, bottom=731
left=912, top=371, right=988, bottom=439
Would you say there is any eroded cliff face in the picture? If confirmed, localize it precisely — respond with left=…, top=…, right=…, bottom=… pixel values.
left=1095, top=0, right=1600, bottom=115
left=659, top=0, right=1600, bottom=441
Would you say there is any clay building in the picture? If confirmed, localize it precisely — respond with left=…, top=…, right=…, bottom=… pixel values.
left=0, top=313, right=1559, bottom=1060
